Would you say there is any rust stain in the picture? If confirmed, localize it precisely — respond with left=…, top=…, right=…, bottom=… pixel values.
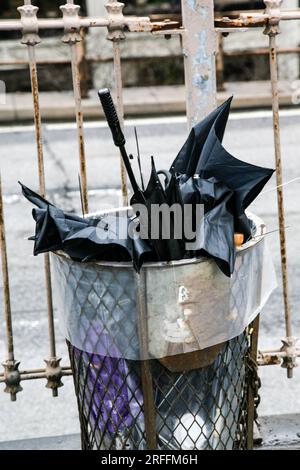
left=268, top=34, right=293, bottom=366
left=28, top=49, right=60, bottom=391
left=150, top=20, right=180, bottom=31
left=271, top=47, right=276, bottom=61
left=257, top=354, right=281, bottom=366
left=0, top=176, right=15, bottom=367
left=215, top=15, right=267, bottom=28
left=30, top=63, right=46, bottom=196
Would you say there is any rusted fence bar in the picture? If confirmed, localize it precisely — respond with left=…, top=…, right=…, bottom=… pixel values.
left=0, top=10, right=176, bottom=33
left=0, top=175, right=22, bottom=402
left=0, top=177, right=14, bottom=365
left=263, top=0, right=295, bottom=378
left=106, top=0, right=128, bottom=206
left=0, top=370, right=72, bottom=383
left=61, top=1, right=89, bottom=214
left=18, top=0, right=62, bottom=396
left=215, top=8, right=300, bottom=29
left=112, top=40, right=128, bottom=206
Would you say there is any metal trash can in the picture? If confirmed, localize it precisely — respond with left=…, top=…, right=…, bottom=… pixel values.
left=52, top=212, right=276, bottom=450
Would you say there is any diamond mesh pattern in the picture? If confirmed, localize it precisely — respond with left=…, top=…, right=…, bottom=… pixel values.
left=67, top=329, right=254, bottom=450
left=52, top=237, right=274, bottom=362
left=53, top=254, right=141, bottom=360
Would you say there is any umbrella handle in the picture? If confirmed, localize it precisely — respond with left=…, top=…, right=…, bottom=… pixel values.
left=98, top=88, right=141, bottom=195
left=98, top=88, right=125, bottom=147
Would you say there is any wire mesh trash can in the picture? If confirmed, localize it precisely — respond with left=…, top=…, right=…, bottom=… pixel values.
left=52, top=213, right=276, bottom=450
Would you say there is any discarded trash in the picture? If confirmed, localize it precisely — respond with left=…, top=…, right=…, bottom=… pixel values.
left=21, top=91, right=274, bottom=278
left=169, top=96, right=274, bottom=275
left=20, top=183, right=152, bottom=271
left=21, top=92, right=277, bottom=451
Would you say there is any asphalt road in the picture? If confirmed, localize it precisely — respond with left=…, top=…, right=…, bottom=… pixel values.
left=0, top=110, right=300, bottom=443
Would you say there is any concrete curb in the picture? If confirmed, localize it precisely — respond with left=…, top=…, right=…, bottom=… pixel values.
left=0, top=414, right=299, bottom=450
left=0, top=81, right=296, bottom=123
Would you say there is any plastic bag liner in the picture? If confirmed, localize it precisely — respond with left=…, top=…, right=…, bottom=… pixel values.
left=52, top=212, right=276, bottom=361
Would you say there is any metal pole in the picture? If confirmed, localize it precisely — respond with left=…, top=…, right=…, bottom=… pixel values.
left=135, top=271, right=157, bottom=450
left=181, top=0, right=217, bottom=128
left=0, top=177, right=14, bottom=364
left=246, top=316, right=260, bottom=449
left=106, top=0, right=129, bottom=205
left=18, top=1, right=62, bottom=396
left=27, top=49, right=58, bottom=361
left=112, top=41, right=128, bottom=206
left=264, top=0, right=294, bottom=378
left=268, top=35, right=292, bottom=339
left=0, top=176, right=22, bottom=401
left=27, top=45, right=58, bottom=365
left=70, top=42, right=89, bottom=214
left=60, top=1, right=89, bottom=214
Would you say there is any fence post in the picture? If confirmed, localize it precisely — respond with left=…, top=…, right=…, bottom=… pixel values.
left=0, top=175, right=22, bottom=402
left=105, top=0, right=128, bottom=206
left=263, top=0, right=295, bottom=378
left=18, top=0, right=63, bottom=397
left=61, top=0, right=89, bottom=215
left=181, top=0, right=217, bottom=128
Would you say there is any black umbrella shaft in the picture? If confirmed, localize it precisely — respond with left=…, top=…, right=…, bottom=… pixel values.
left=98, top=88, right=140, bottom=194
left=119, top=146, right=140, bottom=194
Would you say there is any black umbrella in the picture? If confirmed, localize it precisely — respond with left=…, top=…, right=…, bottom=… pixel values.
left=142, top=157, right=185, bottom=260
left=171, top=97, right=232, bottom=178
left=190, top=177, right=236, bottom=276
left=168, top=97, right=274, bottom=275
left=195, top=105, right=274, bottom=211
left=22, top=94, right=274, bottom=277
left=161, top=173, right=236, bottom=276
left=20, top=183, right=152, bottom=271
left=98, top=88, right=185, bottom=262
left=20, top=182, right=86, bottom=254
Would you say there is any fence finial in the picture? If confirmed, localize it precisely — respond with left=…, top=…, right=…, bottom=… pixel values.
left=17, top=1, right=41, bottom=46
left=105, top=0, right=125, bottom=41
left=2, top=361, right=22, bottom=402
left=45, top=358, right=63, bottom=392
left=60, top=1, right=82, bottom=44
left=264, top=0, right=283, bottom=36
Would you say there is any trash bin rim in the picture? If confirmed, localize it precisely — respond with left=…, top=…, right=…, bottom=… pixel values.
left=52, top=211, right=265, bottom=270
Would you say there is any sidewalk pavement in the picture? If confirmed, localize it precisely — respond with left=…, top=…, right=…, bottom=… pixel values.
left=0, top=80, right=295, bottom=122
left=0, top=414, right=299, bottom=450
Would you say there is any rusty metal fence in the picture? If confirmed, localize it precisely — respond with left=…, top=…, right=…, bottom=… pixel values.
left=0, top=0, right=299, bottom=442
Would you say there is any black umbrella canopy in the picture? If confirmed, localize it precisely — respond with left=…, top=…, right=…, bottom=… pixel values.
left=196, top=123, right=274, bottom=217
left=171, top=97, right=232, bottom=178
left=191, top=177, right=236, bottom=277
left=20, top=183, right=152, bottom=271
left=131, top=157, right=185, bottom=262
left=20, top=182, right=86, bottom=254
left=167, top=97, right=274, bottom=275
left=171, top=96, right=274, bottom=215
left=194, top=101, right=274, bottom=238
